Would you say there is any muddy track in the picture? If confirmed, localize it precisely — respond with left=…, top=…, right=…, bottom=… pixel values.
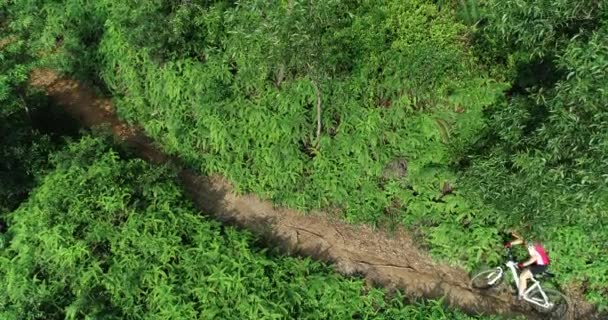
left=30, top=69, right=601, bottom=320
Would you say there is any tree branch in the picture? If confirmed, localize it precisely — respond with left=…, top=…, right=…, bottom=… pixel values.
left=276, top=64, right=285, bottom=88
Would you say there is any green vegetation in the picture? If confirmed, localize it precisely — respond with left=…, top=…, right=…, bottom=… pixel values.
left=2, top=0, right=607, bottom=313
left=6, top=0, right=509, bottom=259
left=462, top=0, right=608, bottom=307
left=0, top=21, right=67, bottom=216
left=0, top=28, right=40, bottom=214
left=0, top=137, right=499, bottom=319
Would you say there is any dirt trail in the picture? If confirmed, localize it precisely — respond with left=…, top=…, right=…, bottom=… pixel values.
left=30, top=69, right=601, bottom=320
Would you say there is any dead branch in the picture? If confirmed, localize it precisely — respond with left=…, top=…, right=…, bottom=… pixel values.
left=276, top=64, right=285, bottom=88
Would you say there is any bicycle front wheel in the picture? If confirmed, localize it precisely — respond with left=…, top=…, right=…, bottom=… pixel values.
left=530, top=288, right=569, bottom=318
left=470, top=268, right=503, bottom=290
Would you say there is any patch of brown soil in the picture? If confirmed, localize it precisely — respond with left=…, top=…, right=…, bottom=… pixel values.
left=30, top=68, right=603, bottom=320
left=0, top=36, right=16, bottom=50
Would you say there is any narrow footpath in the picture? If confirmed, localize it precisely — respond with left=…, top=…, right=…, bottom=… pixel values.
left=30, top=69, right=601, bottom=320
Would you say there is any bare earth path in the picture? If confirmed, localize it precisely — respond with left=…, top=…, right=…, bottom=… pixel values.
left=29, top=69, right=601, bottom=320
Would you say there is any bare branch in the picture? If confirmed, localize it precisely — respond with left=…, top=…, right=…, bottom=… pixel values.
left=276, top=64, right=285, bottom=88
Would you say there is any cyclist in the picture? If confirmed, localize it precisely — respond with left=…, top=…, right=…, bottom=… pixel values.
left=504, top=233, right=550, bottom=300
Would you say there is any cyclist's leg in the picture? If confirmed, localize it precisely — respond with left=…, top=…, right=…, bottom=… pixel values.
left=519, top=268, right=532, bottom=299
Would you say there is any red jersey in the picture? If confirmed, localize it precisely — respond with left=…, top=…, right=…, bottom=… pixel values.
left=533, top=243, right=550, bottom=265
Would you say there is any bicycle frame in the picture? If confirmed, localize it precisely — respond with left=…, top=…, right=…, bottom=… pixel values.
left=489, top=259, right=554, bottom=309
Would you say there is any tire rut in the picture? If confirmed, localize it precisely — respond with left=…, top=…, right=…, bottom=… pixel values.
left=29, top=68, right=602, bottom=320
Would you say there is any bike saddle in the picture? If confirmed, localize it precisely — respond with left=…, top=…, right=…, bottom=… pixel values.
left=536, top=271, right=556, bottom=278
left=543, top=271, right=556, bottom=278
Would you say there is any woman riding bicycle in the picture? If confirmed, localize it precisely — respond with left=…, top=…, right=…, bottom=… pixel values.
left=504, top=232, right=551, bottom=300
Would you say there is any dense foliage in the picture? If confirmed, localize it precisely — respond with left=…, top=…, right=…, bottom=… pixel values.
left=462, top=0, right=608, bottom=307
left=0, top=137, right=499, bottom=319
left=2, top=0, right=607, bottom=311
left=1, top=26, right=36, bottom=214
left=0, top=18, right=62, bottom=216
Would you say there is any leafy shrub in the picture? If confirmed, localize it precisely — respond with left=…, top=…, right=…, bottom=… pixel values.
left=462, top=1, right=608, bottom=309
left=0, top=137, right=502, bottom=319
left=0, top=19, right=60, bottom=215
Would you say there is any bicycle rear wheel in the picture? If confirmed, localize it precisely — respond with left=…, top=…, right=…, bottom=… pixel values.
left=529, top=288, right=569, bottom=319
left=470, top=268, right=503, bottom=289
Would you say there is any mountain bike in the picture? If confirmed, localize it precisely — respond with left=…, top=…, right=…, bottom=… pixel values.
left=470, top=247, right=569, bottom=318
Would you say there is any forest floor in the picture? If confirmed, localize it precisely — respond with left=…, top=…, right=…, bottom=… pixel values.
left=29, top=68, right=601, bottom=320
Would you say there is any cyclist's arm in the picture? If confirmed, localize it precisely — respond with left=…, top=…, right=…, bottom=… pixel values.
left=509, top=238, right=525, bottom=246
left=521, top=256, right=537, bottom=267
left=521, top=246, right=541, bottom=267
